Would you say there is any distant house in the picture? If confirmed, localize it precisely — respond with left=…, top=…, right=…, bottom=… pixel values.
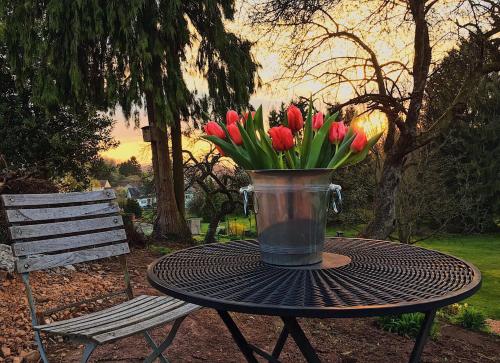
left=91, top=179, right=111, bottom=191
left=125, top=184, right=156, bottom=208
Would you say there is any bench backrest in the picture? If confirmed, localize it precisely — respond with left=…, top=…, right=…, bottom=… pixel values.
left=1, top=190, right=129, bottom=273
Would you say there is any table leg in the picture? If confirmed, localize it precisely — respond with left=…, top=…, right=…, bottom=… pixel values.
left=217, top=310, right=258, bottom=363
left=409, top=310, right=436, bottom=363
left=281, top=317, right=321, bottom=363
left=271, top=325, right=289, bottom=359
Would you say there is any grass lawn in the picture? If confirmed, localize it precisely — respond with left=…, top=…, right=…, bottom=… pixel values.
left=418, top=234, right=500, bottom=320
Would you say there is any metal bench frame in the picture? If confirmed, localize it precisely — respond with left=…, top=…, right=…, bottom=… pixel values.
left=2, top=190, right=198, bottom=363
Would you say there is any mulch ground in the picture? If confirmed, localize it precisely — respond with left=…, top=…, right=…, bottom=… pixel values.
left=1, top=247, right=499, bottom=363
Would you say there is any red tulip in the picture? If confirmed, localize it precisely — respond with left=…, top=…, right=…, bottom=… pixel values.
left=226, top=110, right=239, bottom=125
left=227, top=123, right=243, bottom=145
left=268, top=126, right=294, bottom=151
left=204, top=121, right=225, bottom=139
left=350, top=131, right=368, bottom=153
left=329, top=121, right=347, bottom=144
left=312, top=112, right=324, bottom=130
left=242, top=111, right=256, bottom=123
left=287, top=104, right=304, bottom=133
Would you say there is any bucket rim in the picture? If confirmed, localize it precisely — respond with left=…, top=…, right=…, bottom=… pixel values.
left=247, top=168, right=333, bottom=174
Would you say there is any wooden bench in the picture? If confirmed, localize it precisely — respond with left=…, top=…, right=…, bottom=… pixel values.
left=1, top=190, right=199, bottom=363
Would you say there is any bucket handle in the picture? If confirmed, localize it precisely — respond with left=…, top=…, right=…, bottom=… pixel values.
left=329, top=184, right=342, bottom=213
left=239, top=185, right=254, bottom=216
left=240, top=184, right=341, bottom=215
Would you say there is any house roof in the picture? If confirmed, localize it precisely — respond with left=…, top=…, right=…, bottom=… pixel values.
left=98, top=180, right=110, bottom=188
left=127, top=187, right=142, bottom=199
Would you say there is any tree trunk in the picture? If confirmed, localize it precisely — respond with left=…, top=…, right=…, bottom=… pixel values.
left=204, top=201, right=235, bottom=244
left=171, top=116, right=185, bottom=215
left=146, top=91, right=191, bottom=242
left=361, top=151, right=405, bottom=239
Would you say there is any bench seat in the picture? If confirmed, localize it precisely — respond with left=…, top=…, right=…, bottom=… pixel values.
left=35, top=295, right=200, bottom=344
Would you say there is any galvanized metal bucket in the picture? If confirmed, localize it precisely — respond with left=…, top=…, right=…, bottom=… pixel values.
left=241, top=169, right=342, bottom=266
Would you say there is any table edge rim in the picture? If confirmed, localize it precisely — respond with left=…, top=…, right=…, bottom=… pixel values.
left=146, top=238, right=482, bottom=318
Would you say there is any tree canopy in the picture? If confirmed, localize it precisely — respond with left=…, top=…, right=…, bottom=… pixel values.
left=251, top=0, right=499, bottom=239
left=118, top=157, right=142, bottom=177
left=1, top=0, right=260, bottom=241
left=1, top=0, right=259, bottom=123
left=0, top=37, right=117, bottom=185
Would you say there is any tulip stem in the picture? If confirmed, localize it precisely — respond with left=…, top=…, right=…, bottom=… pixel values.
left=278, top=153, right=285, bottom=169
left=285, top=150, right=296, bottom=169
left=332, top=150, right=352, bottom=169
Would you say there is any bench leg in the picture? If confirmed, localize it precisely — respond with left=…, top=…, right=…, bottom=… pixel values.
left=81, top=342, right=97, bottom=363
left=33, top=331, right=49, bottom=363
left=143, top=316, right=187, bottom=363
left=21, top=274, right=49, bottom=363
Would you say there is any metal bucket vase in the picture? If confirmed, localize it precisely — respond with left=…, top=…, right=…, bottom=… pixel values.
left=241, top=169, right=341, bottom=266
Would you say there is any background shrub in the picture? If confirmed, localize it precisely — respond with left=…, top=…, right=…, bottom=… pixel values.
left=123, top=198, right=142, bottom=218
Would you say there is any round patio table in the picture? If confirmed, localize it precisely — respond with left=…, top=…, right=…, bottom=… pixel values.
left=147, top=238, right=481, bottom=363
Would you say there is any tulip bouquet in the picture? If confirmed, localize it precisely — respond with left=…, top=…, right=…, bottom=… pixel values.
left=203, top=100, right=382, bottom=170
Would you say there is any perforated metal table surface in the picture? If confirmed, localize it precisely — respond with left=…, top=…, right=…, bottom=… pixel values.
left=147, top=238, right=481, bottom=363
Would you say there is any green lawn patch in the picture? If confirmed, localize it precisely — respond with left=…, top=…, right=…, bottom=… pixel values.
left=418, top=234, right=500, bottom=319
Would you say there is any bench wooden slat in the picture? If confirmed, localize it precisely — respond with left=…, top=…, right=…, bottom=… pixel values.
left=16, top=242, right=130, bottom=273
left=57, top=299, right=181, bottom=334
left=91, top=303, right=199, bottom=343
left=12, top=230, right=127, bottom=257
left=1, top=190, right=116, bottom=207
left=6, top=202, right=120, bottom=223
left=10, top=216, right=123, bottom=240
left=71, top=300, right=186, bottom=336
left=39, top=296, right=161, bottom=330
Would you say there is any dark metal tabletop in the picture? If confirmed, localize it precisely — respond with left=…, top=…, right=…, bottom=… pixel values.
left=147, top=238, right=481, bottom=318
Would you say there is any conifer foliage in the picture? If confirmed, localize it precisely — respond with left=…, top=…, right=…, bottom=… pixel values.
left=1, top=1, right=259, bottom=241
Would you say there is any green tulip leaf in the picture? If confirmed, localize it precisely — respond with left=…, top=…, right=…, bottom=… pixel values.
left=236, top=122, right=272, bottom=169
left=203, top=135, right=253, bottom=169
left=257, top=129, right=280, bottom=168
left=305, top=112, right=338, bottom=168
left=326, top=133, right=356, bottom=169
left=300, top=97, right=314, bottom=168
left=318, top=141, right=333, bottom=168
left=254, top=106, right=264, bottom=132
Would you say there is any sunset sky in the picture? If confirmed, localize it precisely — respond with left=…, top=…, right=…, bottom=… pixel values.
left=101, top=1, right=463, bottom=164
left=101, top=55, right=319, bottom=164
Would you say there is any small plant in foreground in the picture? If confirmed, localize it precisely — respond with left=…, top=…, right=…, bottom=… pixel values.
left=377, top=313, right=439, bottom=340
left=452, top=304, right=487, bottom=331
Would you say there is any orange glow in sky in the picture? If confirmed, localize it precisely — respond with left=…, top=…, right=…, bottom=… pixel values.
left=101, top=1, right=462, bottom=164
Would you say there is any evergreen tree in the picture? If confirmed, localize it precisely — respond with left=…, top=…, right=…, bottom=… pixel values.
left=90, top=158, right=118, bottom=181
left=0, top=31, right=116, bottom=187
left=1, top=1, right=258, bottom=242
left=426, top=41, right=500, bottom=232
left=118, top=157, right=142, bottom=177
